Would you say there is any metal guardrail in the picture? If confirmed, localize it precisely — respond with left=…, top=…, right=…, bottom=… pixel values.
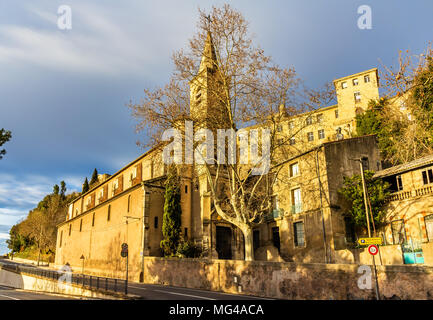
left=0, top=261, right=127, bottom=295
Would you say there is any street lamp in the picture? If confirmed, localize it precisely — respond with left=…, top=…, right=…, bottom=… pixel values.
left=349, top=157, right=380, bottom=300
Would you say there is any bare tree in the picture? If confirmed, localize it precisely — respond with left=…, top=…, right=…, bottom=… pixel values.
left=128, top=5, right=325, bottom=260
left=377, top=44, right=433, bottom=164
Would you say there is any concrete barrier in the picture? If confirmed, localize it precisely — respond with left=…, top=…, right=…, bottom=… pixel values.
left=0, top=267, right=125, bottom=299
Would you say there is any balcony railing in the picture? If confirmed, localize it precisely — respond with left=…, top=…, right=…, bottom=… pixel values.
left=266, top=208, right=284, bottom=221
left=291, top=203, right=302, bottom=214
left=388, top=185, right=433, bottom=201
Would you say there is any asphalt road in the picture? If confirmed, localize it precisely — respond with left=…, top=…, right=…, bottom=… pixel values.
left=0, top=284, right=76, bottom=300
left=1, top=258, right=273, bottom=300
left=126, top=282, right=273, bottom=300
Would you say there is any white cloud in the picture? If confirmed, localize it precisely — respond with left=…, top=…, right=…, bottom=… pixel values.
left=0, top=233, right=10, bottom=240
left=0, top=173, right=84, bottom=226
left=0, top=4, right=165, bottom=76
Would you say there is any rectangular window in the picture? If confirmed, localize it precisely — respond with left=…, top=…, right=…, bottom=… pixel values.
left=396, top=175, right=403, bottom=191
left=306, top=116, right=312, bottom=125
left=335, top=109, right=339, bottom=119
left=289, top=162, right=299, bottom=177
left=107, top=205, right=111, bottom=221
left=272, top=227, right=280, bottom=252
left=364, top=75, right=370, bottom=83
left=425, top=215, right=433, bottom=242
left=59, top=231, right=63, bottom=248
left=272, top=195, right=279, bottom=210
left=184, top=227, right=188, bottom=238
left=289, top=137, right=296, bottom=145
left=69, top=224, right=71, bottom=236
left=422, top=169, right=433, bottom=184
left=361, top=157, right=369, bottom=171
left=291, top=188, right=302, bottom=214
left=79, top=219, right=82, bottom=232
left=288, top=121, right=294, bottom=129
left=294, top=221, right=305, bottom=247
left=341, top=82, right=347, bottom=89
left=316, top=114, right=323, bottom=123
left=307, top=132, right=314, bottom=142
left=391, top=220, right=406, bottom=245
left=344, top=217, right=355, bottom=243
left=92, top=213, right=95, bottom=227
left=318, top=129, right=325, bottom=139
left=154, top=217, right=158, bottom=229
left=185, top=185, right=188, bottom=193
left=354, top=91, right=361, bottom=102
left=352, top=78, right=359, bottom=86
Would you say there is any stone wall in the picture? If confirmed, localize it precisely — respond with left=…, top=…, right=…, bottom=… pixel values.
left=62, top=257, right=433, bottom=300
left=333, top=245, right=404, bottom=265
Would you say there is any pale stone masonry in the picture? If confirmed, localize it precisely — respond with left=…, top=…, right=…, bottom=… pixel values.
left=56, top=31, right=428, bottom=278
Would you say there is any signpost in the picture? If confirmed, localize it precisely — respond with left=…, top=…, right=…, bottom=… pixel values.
left=80, top=254, right=85, bottom=274
left=121, top=243, right=128, bottom=295
left=368, top=244, right=379, bottom=256
left=358, top=237, right=383, bottom=246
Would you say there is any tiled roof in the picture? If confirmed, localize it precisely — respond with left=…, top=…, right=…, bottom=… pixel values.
left=374, top=153, right=433, bottom=177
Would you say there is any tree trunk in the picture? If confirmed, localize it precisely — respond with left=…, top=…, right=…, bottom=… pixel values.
left=242, top=227, right=254, bottom=261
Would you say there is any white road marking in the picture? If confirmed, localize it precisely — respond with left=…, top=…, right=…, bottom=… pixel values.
left=128, top=285, right=147, bottom=290
left=153, top=289, right=216, bottom=300
left=0, top=294, right=20, bottom=300
left=128, top=284, right=273, bottom=300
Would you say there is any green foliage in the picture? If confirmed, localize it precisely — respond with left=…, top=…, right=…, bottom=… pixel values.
left=7, top=183, right=78, bottom=256
left=0, top=128, right=11, bottom=160
left=176, top=240, right=202, bottom=258
left=90, top=168, right=99, bottom=185
left=82, top=177, right=89, bottom=193
left=53, top=184, right=60, bottom=195
left=411, top=56, right=433, bottom=142
left=355, top=98, right=403, bottom=162
left=339, top=170, right=391, bottom=230
left=160, top=168, right=182, bottom=256
left=60, top=181, right=67, bottom=198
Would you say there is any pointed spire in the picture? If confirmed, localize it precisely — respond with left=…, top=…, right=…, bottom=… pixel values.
left=199, top=31, right=218, bottom=71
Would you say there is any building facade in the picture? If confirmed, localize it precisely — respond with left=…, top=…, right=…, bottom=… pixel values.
left=56, top=33, right=399, bottom=279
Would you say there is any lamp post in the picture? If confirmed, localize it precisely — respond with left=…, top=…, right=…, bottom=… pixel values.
left=350, top=157, right=380, bottom=300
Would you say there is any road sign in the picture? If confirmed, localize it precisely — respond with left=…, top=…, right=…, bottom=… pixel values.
left=368, top=244, right=379, bottom=256
left=121, top=243, right=128, bottom=258
left=358, top=237, right=383, bottom=246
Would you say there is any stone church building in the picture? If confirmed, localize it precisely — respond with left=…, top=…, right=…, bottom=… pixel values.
left=55, top=32, right=391, bottom=279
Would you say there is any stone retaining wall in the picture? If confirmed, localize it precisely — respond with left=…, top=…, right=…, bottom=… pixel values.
left=58, top=257, right=433, bottom=300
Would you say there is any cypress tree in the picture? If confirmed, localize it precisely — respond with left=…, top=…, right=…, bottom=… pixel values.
left=60, top=181, right=67, bottom=198
left=53, top=184, right=60, bottom=195
left=82, top=177, right=89, bottom=193
left=90, top=168, right=99, bottom=185
left=160, top=167, right=182, bottom=256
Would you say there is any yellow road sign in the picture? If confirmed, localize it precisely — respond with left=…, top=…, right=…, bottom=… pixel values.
left=357, top=237, right=383, bottom=245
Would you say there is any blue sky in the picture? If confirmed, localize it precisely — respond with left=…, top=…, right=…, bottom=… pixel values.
left=0, top=0, right=433, bottom=238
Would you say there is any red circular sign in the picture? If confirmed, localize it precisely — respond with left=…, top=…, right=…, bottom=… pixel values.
left=368, top=244, right=378, bottom=255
